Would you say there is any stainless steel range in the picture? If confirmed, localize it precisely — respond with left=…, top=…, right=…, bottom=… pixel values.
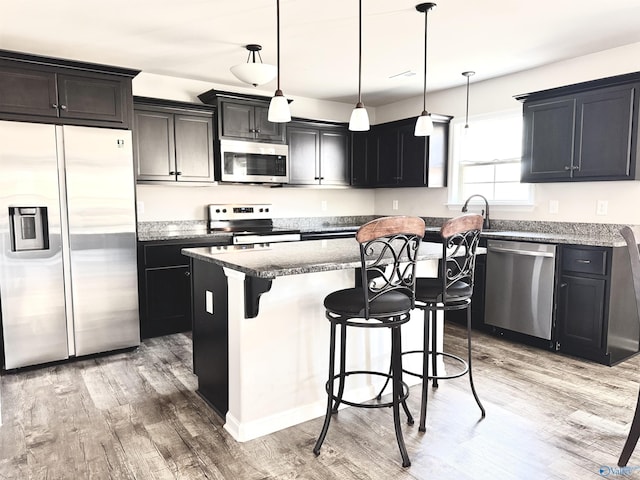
left=207, top=204, right=301, bottom=245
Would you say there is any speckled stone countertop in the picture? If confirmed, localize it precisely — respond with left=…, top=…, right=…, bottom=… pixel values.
left=182, top=239, right=448, bottom=279
left=139, top=217, right=631, bottom=247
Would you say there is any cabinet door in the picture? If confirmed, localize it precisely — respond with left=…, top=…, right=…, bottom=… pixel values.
left=558, top=274, right=606, bottom=356
left=57, top=73, right=127, bottom=125
left=574, top=86, right=635, bottom=179
left=350, top=131, right=370, bottom=186
left=288, top=125, right=320, bottom=185
left=375, top=127, right=400, bottom=186
left=144, top=266, right=192, bottom=338
left=521, top=98, right=575, bottom=182
left=398, top=123, right=427, bottom=186
left=174, top=114, right=214, bottom=182
left=134, top=109, right=177, bottom=181
left=319, top=129, right=349, bottom=185
left=220, top=101, right=255, bottom=140
left=254, top=104, right=286, bottom=143
left=0, top=65, right=58, bottom=118
left=427, top=120, right=448, bottom=187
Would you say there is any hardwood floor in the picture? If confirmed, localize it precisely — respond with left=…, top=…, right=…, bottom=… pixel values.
left=1, top=324, right=640, bottom=479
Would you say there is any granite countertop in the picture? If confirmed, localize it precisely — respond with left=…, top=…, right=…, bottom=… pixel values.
left=182, top=239, right=449, bottom=279
left=139, top=218, right=630, bottom=247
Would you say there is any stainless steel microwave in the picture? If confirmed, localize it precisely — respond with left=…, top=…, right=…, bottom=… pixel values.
left=219, top=140, right=289, bottom=184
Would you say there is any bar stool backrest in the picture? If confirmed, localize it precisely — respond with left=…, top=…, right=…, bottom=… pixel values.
left=355, top=216, right=426, bottom=319
left=437, top=214, right=484, bottom=304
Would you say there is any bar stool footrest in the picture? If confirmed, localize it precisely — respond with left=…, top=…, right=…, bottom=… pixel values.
left=327, top=370, right=410, bottom=409
left=401, top=350, right=469, bottom=380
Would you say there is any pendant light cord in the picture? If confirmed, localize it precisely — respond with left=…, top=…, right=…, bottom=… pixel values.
left=276, top=0, right=281, bottom=92
left=357, top=0, right=362, bottom=105
left=422, top=7, right=428, bottom=113
left=465, top=75, right=470, bottom=127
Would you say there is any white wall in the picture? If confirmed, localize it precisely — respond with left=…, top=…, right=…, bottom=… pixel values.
left=375, top=42, right=640, bottom=225
left=136, top=183, right=375, bottom=221
left=134, top=43, right=640, bottom=224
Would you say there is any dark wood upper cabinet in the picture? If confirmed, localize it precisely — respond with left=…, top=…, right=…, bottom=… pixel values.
left=219, top=100, right=285, bottom=143
left=198, top=89, right=287, bottom=144
left=0, top=50, right=138, bottom=128
left=352, top=115, right=451, bottom=188
left=517, top=72, right=640, bottom=183
left=287, top=120, right=349, bottom=186
left=133, top=98, right=215, bottom=183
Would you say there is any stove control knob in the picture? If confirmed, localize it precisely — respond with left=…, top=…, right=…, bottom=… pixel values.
left=222, top=208, right=227, bottom=213
left=215, top=208, right=221, bottom=213
left=265, top=207, right=270, bottom=213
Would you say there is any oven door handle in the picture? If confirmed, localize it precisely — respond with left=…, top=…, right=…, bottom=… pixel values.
left=233, top=233, right=301, bottom=245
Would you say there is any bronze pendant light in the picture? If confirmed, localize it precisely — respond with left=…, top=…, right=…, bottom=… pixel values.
left=414, top=3, right=436, bottom=136
left=268, top=0, right=291, bottom=122
left=348, top=0, right=370, bottom=131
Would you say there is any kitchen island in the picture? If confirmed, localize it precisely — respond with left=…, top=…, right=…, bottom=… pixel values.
left=182, top=239, right=448, bottom=442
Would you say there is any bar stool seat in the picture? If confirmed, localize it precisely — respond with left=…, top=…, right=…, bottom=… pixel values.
left=313, top=215, right=425, bottom=468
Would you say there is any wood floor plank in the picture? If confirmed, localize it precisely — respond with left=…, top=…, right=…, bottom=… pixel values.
left=2, top=324, right=640, bottom=479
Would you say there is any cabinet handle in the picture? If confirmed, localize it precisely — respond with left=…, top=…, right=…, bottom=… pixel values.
left=255, top=129, right=261, bottom=133
left=184, top=271, right=191, bottom=277
left=564, top=165, right=580, bottom=171
left=572, top=166, right=579, bottom=171
left=320, top=177, right=325, bottom=180
left=176, top=171, right=182, bottom=176
left=560, top=283, right=567, bottom=288
left=169, top=171, right=176, bottom=175
left=60, top=105, right=67, bottom=110
left=564, top=166, right=571, bottom=171
left=52, top=103, right=58, bottom=109
left=314, top=177, right=320, bottom=180
left=576, top=259, right=591, bottom=264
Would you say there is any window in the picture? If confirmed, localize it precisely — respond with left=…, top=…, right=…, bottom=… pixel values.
left=448, top=110, right=533, bottom=206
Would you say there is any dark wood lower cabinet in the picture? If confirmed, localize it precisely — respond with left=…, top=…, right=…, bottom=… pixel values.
left=138, top=239, right=229, bottom=338
left=557, top=273, right=606, bottom=357
left=556, top=245, right=639, bottom=365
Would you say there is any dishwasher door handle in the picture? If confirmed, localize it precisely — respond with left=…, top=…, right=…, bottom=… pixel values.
left=488, top=246, right=555, bottom=258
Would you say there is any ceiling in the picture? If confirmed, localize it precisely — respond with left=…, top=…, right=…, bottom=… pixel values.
left=2, top=0, right=640, bottom=107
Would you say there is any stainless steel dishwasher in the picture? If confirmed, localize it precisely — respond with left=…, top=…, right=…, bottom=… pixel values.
left=484, top=240, right=557, bottom=340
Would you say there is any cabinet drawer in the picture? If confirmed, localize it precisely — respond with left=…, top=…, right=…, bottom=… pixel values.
left=562, top=247, right=607, bottom=275
left=144, top=244, right=190, bottom=267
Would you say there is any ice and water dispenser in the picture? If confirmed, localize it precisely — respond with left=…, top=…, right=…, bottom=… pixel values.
left=8, top=206, right=49, bottom=251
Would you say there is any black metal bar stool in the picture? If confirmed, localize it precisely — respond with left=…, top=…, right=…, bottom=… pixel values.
left=313, top=216, right=425, bottom=468
left=405, top=213, right=486, bottom=432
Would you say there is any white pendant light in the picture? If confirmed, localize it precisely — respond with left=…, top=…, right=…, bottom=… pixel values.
left=349, top=0, right=370, bottom=131
left=462, top=70, right=475, bottom=129
left=415, top=3, right=436, bottom=137
left=268, top=0, right=291, bottom=123
left=230, top=44, right=277, bottom=87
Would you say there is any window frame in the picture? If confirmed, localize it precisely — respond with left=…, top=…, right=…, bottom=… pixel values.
left=447, top=109, right=534, bottom=211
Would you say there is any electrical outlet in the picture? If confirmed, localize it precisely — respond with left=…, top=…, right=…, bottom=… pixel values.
left=321, top=200, right=327, bottom=211
left=596, top=200, right=608, bottom=216
left=205, top=290, right=214, bottom=314
left=549, top=200, right=559, bottom=214
left=392, top=200, right=399, bottom=210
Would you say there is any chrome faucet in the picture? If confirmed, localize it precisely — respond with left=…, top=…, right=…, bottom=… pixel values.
left=461, top=194, right=491, bottom=230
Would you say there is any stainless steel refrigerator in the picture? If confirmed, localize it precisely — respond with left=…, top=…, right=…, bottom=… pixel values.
left=0, top=120, right=140, bottom=369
